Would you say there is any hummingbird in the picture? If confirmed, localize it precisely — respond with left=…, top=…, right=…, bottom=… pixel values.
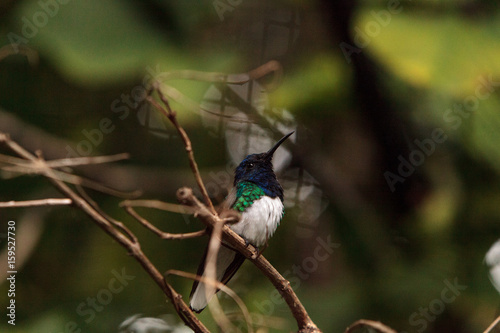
left=189, top=131, right=294, bottom=313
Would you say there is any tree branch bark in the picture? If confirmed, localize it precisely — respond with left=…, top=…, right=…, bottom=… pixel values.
left=0, top=198, right=72, bottom=208
left=0, top=132, right=210, bottom=333
left=176, top=187, right=322, bottom=333
left=147, top=89, right=217, bottom=215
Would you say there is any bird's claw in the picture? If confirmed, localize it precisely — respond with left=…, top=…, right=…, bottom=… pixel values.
left=251, top=248, right=259, bottom=260
left=242, top=239, right=260, bottom=259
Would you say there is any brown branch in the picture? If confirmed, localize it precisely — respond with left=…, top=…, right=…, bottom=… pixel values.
left=147, top=88, right=217, bottom=215
left=247, top=60, right=283, bottom=91
left=202, top=206, right=236, bottom=332
left=0, top=152, right=129, bottom=168
left=147, top=89, right=323, bottom=331
left=144, top=85, right=321, bottom=332
left=121, top=199, right=239, bottom=332
left=148, top=61, right=283, bottom=127
left=344, top=319, right=397, bottom=333
left=122, top=199, right=246, bottom=332
left=76, top=185, right=138, bottom=244
left=149, top=82, right=256, bottom=124
left=166, top=269, right=254, bottom=333
left=176, top=187, right=322, bottom=333
left=2, top=160, right=141, bottom=198
left=0, top=61, right=321, bottom=333
left=43, top=153, right=130, bottom=168
left=0, top=64, right=325, bottom=332
left=0, top=198, right=72, bottom=208
left=121, top=199, right=196, bottom=215
left=123, top=205, right=206, bottom=240
left=153, top=60, right=280, bottom=86
left=0, top=133, right=210, bottom=333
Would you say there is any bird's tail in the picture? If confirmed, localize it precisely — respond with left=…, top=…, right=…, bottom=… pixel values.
left=189, top=244, right=245, bottom=313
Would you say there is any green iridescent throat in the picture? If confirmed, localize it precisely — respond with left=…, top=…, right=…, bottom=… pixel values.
left=233, top=181, right=265, bottom=212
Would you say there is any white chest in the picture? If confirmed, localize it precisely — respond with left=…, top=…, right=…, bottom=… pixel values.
left=229, top=196, right=284, bottom=247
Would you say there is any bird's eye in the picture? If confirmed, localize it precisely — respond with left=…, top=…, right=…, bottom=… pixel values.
left=248, top=163, right=254, bottom=168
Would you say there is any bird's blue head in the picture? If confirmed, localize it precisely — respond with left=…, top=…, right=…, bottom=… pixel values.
left=233, top=132, right=294, bottom=200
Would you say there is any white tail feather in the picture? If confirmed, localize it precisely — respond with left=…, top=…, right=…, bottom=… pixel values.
left=189, top=245, right=237, bottom=312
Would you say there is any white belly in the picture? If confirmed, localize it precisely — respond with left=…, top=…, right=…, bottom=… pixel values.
left=229, top=196, right=284, bottom=247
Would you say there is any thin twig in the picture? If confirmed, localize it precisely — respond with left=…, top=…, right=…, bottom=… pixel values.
left=0, top=198, right=72, bottom=208
left=1, top=154, right=141, bottom=198
left=203, top=212, right=236, bottom=332
left=43, top=153, right=130, bottom=168
left=166, top=269, right=254, bottom=333
left=0, top=152, right=129, bottom=168
left=150, top=62, right=283, bottom=125
left=154, top=69, right=248, bottom=84
left=0, top=132, right=209, bottom=333
left=152, top=83, right=256, bottom=124
left=123, top=198, right=243, bottom=331
left=344, top=319, right=398, bottom=333
left=124, top=206, right=206, bottom=240
left=0, top=61, right=323, bottom=333
left=176, top=187, right=322, bottom=333
left=123, top=196, right=242, bottom=332
left=152, top=60, right=282, bottom=86
left=0, top=155, right=141, bottom=198
left=76, top=185, right=138, bottom=244
left=247, top=60, right=283, bottom=91
left=147, top=89, right=217, bottom=215
left=0, top=153, right=32, bottom=166
left=484, top=316, right=500, bottom=333
left=121, top=199, right=195, bottom=215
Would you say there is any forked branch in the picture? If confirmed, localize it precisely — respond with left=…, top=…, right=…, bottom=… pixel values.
left=0, top=133, right=210, bottom=333
left=176, top=187, right=321, bottom=333
left=147, top=88, right=216, bottom=215
left=144, top=83, right=322, bottom=332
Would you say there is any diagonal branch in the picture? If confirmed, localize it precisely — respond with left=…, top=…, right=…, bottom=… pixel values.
left=153, top=60, right=281, bottom=86
left=122, top=199, right=243, bottom=331
left=203, top=205, right=235, bottom=332
left=0, top=149, right=139, bottom=199
left=176, top=187, right=322, bottom=333
left=121, top=199, right=196, bottom=214
left=123, top=205, right=206, bottom=240
left=147, top=90, right=217, bottom=215
left=0, top=152, right=129, bottom=168
left=166, top=269, right=254, bottom=333
left=0, top=132, right=210, bottom=333
left=76, top=185, right=138, bottom=244
left=145, top=89, right=322, bottom=333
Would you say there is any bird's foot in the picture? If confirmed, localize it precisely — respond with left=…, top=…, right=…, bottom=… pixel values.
left=251, top=247, right=259, bottom=260
left=242, top=239, right=259, bottom=259
left=251, top=244, right=267, bottom=259
left=244, top=238, right=251, bottom=247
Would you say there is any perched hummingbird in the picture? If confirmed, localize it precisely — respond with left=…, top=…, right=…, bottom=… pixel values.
left=189, top=131, right=294, bottom=313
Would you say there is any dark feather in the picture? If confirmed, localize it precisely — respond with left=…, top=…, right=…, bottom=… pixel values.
left=189, top=244, right=246, bottom=313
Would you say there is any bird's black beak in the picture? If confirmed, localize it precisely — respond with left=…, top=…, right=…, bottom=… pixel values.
left=265, top=131, right=294, bottom=159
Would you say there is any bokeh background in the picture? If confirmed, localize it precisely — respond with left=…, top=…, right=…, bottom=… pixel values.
left=1, top=0, right=500, bottom=332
